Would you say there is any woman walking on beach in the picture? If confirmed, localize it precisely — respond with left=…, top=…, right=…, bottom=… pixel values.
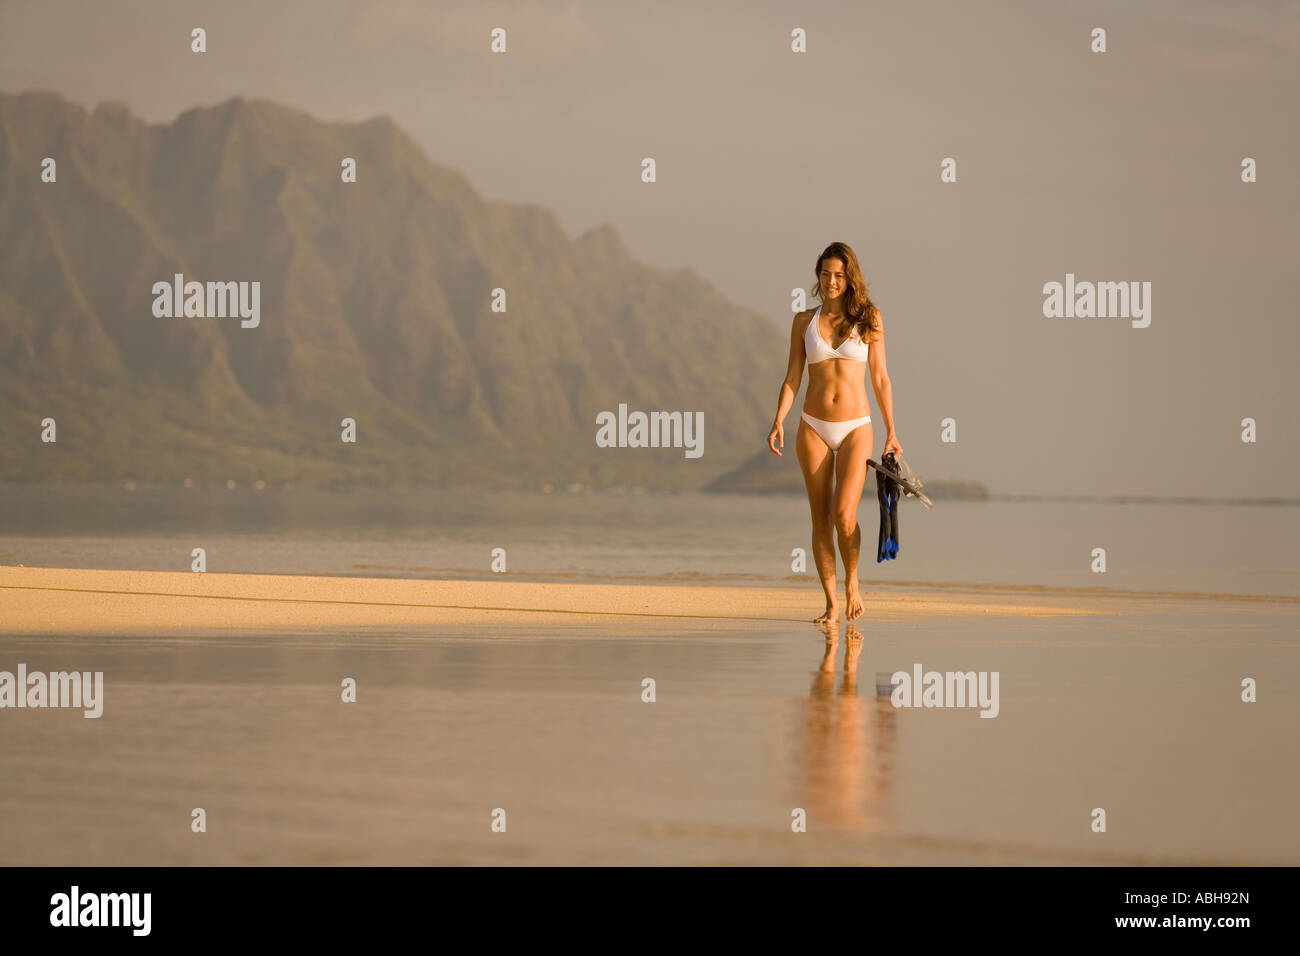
left=767, top=242, right=902, bottom=623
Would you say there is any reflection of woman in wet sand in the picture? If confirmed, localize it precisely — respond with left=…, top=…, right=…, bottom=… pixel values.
left=767, top=243, right=903, bottom=622
left=796, top=625, right=898, bottom=832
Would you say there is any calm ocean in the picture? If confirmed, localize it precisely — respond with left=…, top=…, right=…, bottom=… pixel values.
left=1, top=483, right=1296, bottom=597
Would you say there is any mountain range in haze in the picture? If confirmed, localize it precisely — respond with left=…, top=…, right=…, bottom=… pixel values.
left=0, top=89, right=843, bottom=491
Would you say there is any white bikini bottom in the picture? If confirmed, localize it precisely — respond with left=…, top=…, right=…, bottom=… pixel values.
left=801, top=411, right=871, bottom=452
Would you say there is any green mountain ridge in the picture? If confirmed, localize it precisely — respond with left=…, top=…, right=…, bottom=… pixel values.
left=0, top=91, right=786, bottom=489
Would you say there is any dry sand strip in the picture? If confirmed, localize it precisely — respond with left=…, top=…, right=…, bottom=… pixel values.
left=0, top=566, right=1131, bottom=636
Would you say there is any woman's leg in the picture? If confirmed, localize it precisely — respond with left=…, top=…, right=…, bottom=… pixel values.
left=833, top=422, right=874, bottom=621
left=796, top=417, right=839, bottom=623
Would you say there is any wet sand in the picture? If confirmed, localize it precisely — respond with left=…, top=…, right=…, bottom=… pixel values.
left=0, top=566, right=1296, bottom=865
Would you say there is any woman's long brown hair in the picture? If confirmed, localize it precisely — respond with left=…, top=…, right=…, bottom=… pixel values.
left=811, top=242, right=883, bottom=343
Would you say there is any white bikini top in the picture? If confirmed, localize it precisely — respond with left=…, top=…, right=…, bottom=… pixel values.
left=804, top=304, right=869, bottom=364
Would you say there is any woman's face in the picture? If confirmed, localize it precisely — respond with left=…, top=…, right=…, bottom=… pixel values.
left=820, top=259, right=846, bottom=298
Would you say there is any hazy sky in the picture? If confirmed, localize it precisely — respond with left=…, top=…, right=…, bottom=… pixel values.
left=2, top=0, right=1297, bottom=496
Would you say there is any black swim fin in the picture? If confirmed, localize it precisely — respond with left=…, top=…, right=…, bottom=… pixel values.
left=876, top=451, right=900, bottom=562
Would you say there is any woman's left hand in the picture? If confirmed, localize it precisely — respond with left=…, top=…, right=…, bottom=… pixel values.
left=883, top=433, right=902, bottom=459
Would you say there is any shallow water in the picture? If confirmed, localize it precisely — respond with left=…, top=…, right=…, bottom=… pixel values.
left=1, top=484, right=1297, bottom=596
left=1, top=601, right=1294, bottom=865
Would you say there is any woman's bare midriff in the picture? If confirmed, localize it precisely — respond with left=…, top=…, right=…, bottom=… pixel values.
left=803, top=361, right=870, bottom=420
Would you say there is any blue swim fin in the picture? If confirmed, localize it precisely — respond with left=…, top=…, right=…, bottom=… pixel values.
left=876, top=454, right=901, bottom=562
left=886, top=488, right=899, bottom=559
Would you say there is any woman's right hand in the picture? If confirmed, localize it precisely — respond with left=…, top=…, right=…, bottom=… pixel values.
left=767, top=421, right=784, bottom=456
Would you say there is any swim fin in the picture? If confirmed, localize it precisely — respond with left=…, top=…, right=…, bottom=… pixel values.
left=876, top=451, right=901, bottom=562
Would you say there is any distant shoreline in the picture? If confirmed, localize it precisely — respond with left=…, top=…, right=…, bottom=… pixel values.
left=985, top=494, right=1300, bottom=506
left=0, top=478, right=1295, bottom=506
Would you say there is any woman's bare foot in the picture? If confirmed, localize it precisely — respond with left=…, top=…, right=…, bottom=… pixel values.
left=845, top=580, right=864, bottom=620
left=814, top=601, right=838, bottom=624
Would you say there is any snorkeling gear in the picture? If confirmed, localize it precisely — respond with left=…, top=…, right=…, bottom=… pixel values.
left=875, top=451, right=901, bottom=562
left=867, top=455, right=933, bottom=509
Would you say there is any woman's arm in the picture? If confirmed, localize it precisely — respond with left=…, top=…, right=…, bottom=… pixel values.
left=868, top=323, right=902, bottom=457
left=767, top=312, right=807, bottom=454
